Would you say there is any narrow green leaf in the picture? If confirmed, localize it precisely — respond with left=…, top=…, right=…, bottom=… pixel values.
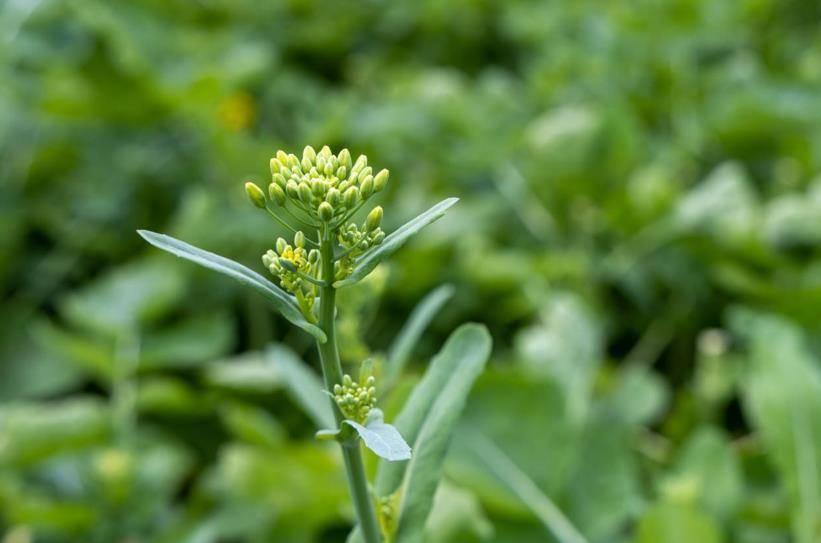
left=334, top=198, right=458, bottom=287
left=385, top=284, right=454, bottom=385
left=393, top=324, right=491, bottom=543
left=344, top=409, right=412, bottom=462
left=266, top=344, right=334, bottom=429
left=461, top=429, right=589, bottom=543
left=137, top=230, right=326, bottom=342
left=376, top=323, right=491, bottom=497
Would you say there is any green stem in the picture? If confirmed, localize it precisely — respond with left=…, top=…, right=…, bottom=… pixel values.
left=317, top=228, right=382, bottom=543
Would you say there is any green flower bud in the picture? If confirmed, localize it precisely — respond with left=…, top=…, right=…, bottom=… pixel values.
left=276, top=237, right=287, bottom=254
left=272, top=173, right=286, bottom=188
left=245, top=182, right=266, bottom=209
left=338, top=148, right=352, bottom=169
left=358, top=167, right=373, bottom=183
left=316, top=155, right=326, bottom=173
left=287, top=154, right=300, bottom=168
left=374, top=169, right=389, bottom=192
left=366, top=376, right=375, bottom=387
left=270, top=158, right=281, bottom=175
left=324, top=161, right=334, bottom=176
left=302, top=145, right=317, bottom=164
left=280, top=165, right=292, bottom=178
left=360, top=176, right=374, bottom=198
left=366, top=206, right=383, bottom=232
left=276, top=150, right=289, bottom=164
left=343, top=375, right=353, bottom=387
left=333, top=384, right=342, bottom=394
left=319, top=145, right=332, bottom=159
left=298, top=182, right=313, bottom=204
left=336, top=166, right=347, bottom=179
left=327, top=187, right=341, bottom=207
left=318, top=201, right=334, bottom=221
left=286, top=180, right=300, bottom=199
left=352, top=155, right=367, bottom=175
left=308, top=249, right=319, bottom=263
left=344, top=186, right=359, bottom=208
left=268, top=183, right=286, bottom=206
left=295, top=231, right=305, bottom=248
left=373, top=231, right=385, bottom=244
left=302, top=157, right=312, bottom=171
left=311, top=178, right=326, bottom=197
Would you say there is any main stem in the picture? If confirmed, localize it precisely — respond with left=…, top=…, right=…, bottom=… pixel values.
left=317, top=228, right=382, bottom=543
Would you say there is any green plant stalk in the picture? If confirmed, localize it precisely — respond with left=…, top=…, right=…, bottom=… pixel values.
left=317, top=228, right=382, bottom=543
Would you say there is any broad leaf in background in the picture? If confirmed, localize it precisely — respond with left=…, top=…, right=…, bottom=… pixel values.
left=61, top=259, right=185, bottom=337
left=731, top=308, right=821, bottom=543
left=266, top=344, right=334, bottom=430
left=138, top=231, right=326, bottom=342
left=515, top=291, right=603, bottom=421
left=635, top=502, right=723, bottom=543
left=344, top=409, right=412, bottom=462
left=334, top=198, right=459, bottom=287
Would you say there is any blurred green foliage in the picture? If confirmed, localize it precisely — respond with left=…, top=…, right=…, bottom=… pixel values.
left=2, top=0, right=821, bottom=541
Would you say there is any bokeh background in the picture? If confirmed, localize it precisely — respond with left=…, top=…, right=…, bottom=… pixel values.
left=2, top=0, right=821, bottom=542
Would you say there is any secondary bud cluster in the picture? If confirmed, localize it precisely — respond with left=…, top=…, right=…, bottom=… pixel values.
left=246, top=145, right=389, bottom=224
left=333, top=374, right=377, bottom=423
left=262, top=232, right=319, bottom=322
left=335, top=209, right=385, bottom=281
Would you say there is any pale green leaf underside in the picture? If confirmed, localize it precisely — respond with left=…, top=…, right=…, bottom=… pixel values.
left=137, top=230, right=326, bottom=342
left=344, top=409, right=412, bottom=462
left=334, top=198, right=459, bottom=287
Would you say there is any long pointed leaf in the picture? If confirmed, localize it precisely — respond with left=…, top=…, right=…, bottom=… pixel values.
left=393, top=324, right=490, bottom=543
left=334, top=198, right=459, bottom=288
left=138, top=230, right=326, bottom=342
left=384, top=284, right=454, bottom=386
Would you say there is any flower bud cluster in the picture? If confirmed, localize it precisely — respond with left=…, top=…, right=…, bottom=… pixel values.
left=333, top=374, right=377, bottom=423
left=252, top=145, right=389, bottom=223
left=335, top=206, right=385, bottom=281
left=262, top=231, right=320, bottom=322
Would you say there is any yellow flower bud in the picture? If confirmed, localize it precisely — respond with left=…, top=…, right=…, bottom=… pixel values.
left=245, top=182, right=266, bottom=209
left=302, top=145, right=317, bottom=164
left=327, top=187, right=341, bottom=207
left=360, top=176, right=374, bottom=198
left=286, top=181, right=300, bottom=199
left=276, top=150, right=289, bottom=164
left=269, top=183, right=286, bottom=206
left=318, top=201, right=334, bottom=221
left=270, top=158, right=281, bottom=174
left=352, top=154, right=367, bottom=175
left=298, top=182, right=313, bottom=204
left=374, top=169, right=389, bottom=192
left=344, top=186, right=359, bottom=208
left=366, top=206, right=383, bottom=232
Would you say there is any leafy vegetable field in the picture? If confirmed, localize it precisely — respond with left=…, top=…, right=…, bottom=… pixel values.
left=1, top=1, right=821, bottom=542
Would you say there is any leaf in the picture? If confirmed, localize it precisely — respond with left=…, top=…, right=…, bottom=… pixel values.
left=266, top=344, right=335, bottom=429
left=393, top=324, right=491, bottom=543
left=460, top=430, right=588, bottom=543
left=137, top=230, right=326, bottom=342
left=730, top=308, right=821, bottom=543
left=385, top=284, right=454, bottom=385
left=635, top=502, right=723, bottom=543
left=344, top=409, right=412, bottom=462
left=334, top=198, right=459, bottom=287
left=375, top=323, right=492, bottom=497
